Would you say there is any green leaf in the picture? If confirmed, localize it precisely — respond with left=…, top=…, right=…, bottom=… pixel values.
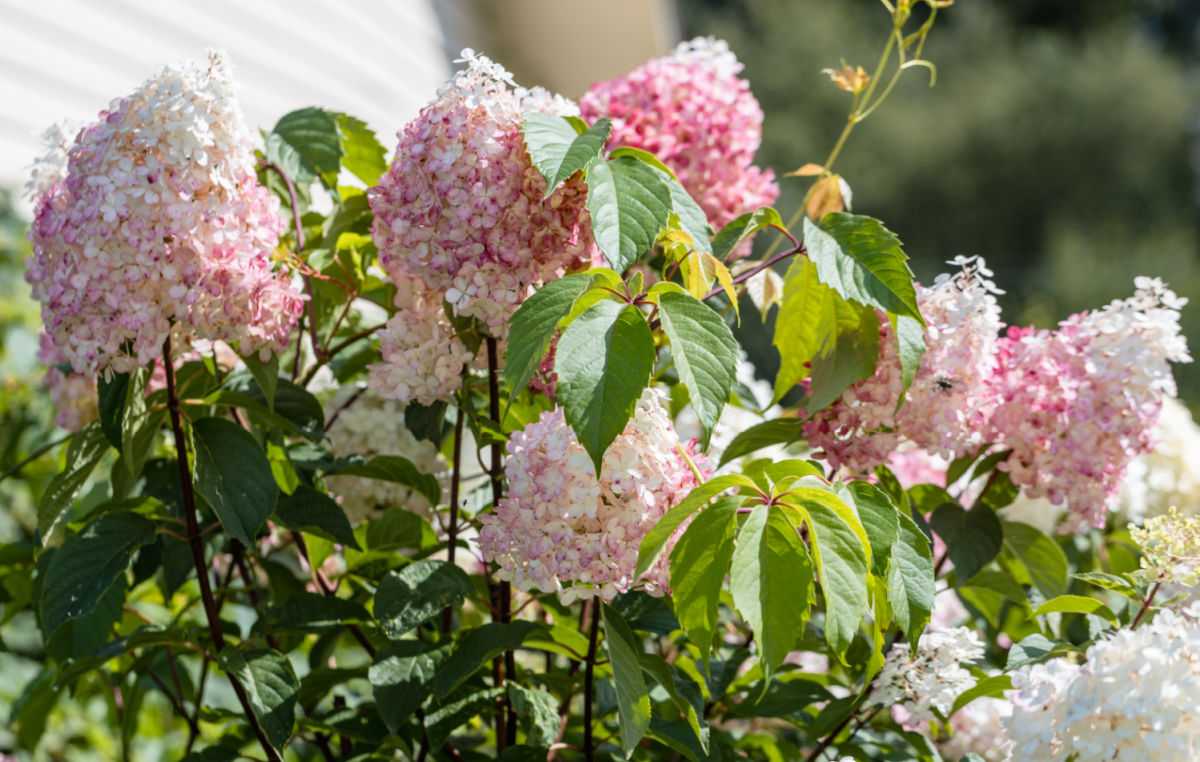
left=218, top=647, right=298, bottom=749
left=586, top=156, right=673, bottom=271
left=656, top=169, right=712, bottom=254
left=803, top=213, right=922, bottom=322
left=369, top=641, right=448, bottom=733
left=711, top=207, right=786, bottom=261
left=240, top=352, right=279, bottom=411
left=887, top=511, right=935, bottom=641
left=638, top=655, right=708, bottom=753
left=98, top=371, right=131, bottom=450
left=1033, top=595, right=1117, bottom=625
left=274, top=485, right=360, bottom=550
left=669, top=497, right=739, bottom=663
left=730, top=504, right=812, bottom=677
left=374, top=559, right=473, bottom=639
left=636, top=474, right=757, bottom=577
left=522, top=113, right=611, bottom=196
left=783, top=490, right=870, bottom=659
left=272, top=107, right=342, bottom=188
left=658, top=291, right=738, bottom=449
left=806, top=302, right=880, bottom=411
left=771, top=256, right=856, bottom=401
left=1006, top=633, right=1061, bottom=669
left=602, top=604, right=652, bottom=758
left=191, top=417, right=279, bottom=547
left=508, top=682, right=559, bottom=747
left=554, top=300, right=654, bottom=473
left=119, top=375, right=155, bottom=481
left=929, top=504, right=1004, bottom=582
left=425, top=686, right=506, bottom=749
left=504, top=273, right=593, bottom=404
left=10, top=669, right=61, bottom=751
left=1003, top=522, right=1069, bottom=599
left=336, top=112, right=387, bottom=186
left=324, top=455, right=440, bottom=507
left=951, top=674, right=1012, bottom=715
left=718, top=418, right=805, bottom=467
left=433, top=621, right=541, bottom=698
left=40, top=513, right=155, bottom=635
left=847, top=483, right=900, bottom=576
left=37, top=424, right=109, bottom=542
left=263, top=591, right=370, bottom=630
left=1073, top=571, right=1139, bottom=599
left=893, top=313, right=926, bottom=399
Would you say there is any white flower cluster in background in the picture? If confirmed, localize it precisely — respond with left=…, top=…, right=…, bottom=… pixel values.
left=872, top=625, right=984, bottom=725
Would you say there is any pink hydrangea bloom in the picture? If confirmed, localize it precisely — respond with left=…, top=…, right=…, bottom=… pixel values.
left=806, top=256, right=1004, bottom=473
left=25, top=52, right=304, bottom=376
left=38, top=332, right=98, bottom=432
left=479, top=388, right=710, bottom=603
left=369, top=50, right=593, bottom=339
left=580, top=37, right=779, bottom=233
left=367, top=272, right=474, bottom=405
left=987, top=277, right=1190, bottom=527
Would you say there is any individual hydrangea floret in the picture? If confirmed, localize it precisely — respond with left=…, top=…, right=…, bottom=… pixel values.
left=1005, top=603, right=1200, bottom=761
left=479, top=388, right=710, bottom=603
left=26, top=52, right=305, bottom=375
left=871, top=625, right=985, bottom=726
left=368, top=49, right=594, bottom=338
left=987, top=277, right=1190, bottom=527
left=806, top=256, right=1004, bottom=473
left=580, top=37, right=779, bottom=234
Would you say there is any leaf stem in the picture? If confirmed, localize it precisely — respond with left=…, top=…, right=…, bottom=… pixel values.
left=702, top=242, right=806, bottom=303
left=584, top=597, right=602, bottom=762
left=162, top=335, right=283, bottom=762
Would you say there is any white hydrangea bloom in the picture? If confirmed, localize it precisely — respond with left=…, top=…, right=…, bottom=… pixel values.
left=1120, top=397, right=1200, bottom=523
left=871, top=625, right=985, bottom=725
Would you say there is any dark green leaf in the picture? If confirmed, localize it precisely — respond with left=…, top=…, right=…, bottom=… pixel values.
left=98, top=371, right=131, bottom=450
left=240, top=352, right=279, bottom=411
left=718, top=418, right=806, bottom=467
left=893, top=313, right=926, bottom=399
left=803, top=213, right=921, bottom=322
left=374, top=559, right=473, bottom=639
left=658, top=291, right=738, bottom=449
left=522, top=113, right=610, bottom=196
left=554, top=299, right=654, bottom=473
left=930, top=503, right=1004, bottom=582
left=730, top=504, right=812, bottom=677
left=369, top=641, right=448, bottom=733
left=669, top=497, right=739, bottom=663
left=325, top=455, right=440, bottom=507
left=191, top=417, right=279, bottom=546
left=1003, top=521, right=1069, bottom=599
left=37, top=424, right=109, bottom=542
left=218, top=647, right=299, bottom=749
left=602, top=604, right=651, bottom=758
left=847, top=482, right=900, bottom=576
left=40, top=513, right=155, bottom=635
left=272, top=107, right=342, bottom=188
left=433, top=621, right=542, bottom=698
left=275, top=485, right=360, bottom=550
left=508, top=682, right=559, bottom=747
left=711, top=207, right=786, bottom=261
left=263, top=591, right=370, bottom=631
left=504, top=273, right=593, bottom=404
left=888, top=511, right=935, bottom=641
left=586, top=156, right=673, bottom=271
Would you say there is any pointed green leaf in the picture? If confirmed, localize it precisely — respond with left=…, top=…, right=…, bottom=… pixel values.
left=718, top=418, right=806, bottom=467
left=375, top=559, right=473, bottom=639
left=504, top=273, right=593, bottom=404
left=602, top=604, right=651, bottom=758
left=730, top=504, right=812, bottom=677
left=1033, top=595, right=1117, bottom=625
left=218, top=648, right=298, bottom=749
left=554, top=300, right=654, bottom=473
left=803, top=213, right=921, bottom=321
left=586, top=156, right=673, bottom=272
left=893, top=313, right=926, bottom=399
left=336, top=112, right=387, bottom=186
left=658, top=291, right=738, bottom=449
left=191, top=417, right=279, bottom=546
left=369, top=641, right=448, bottom=733
left=847, top=482, right=900, bottom=576
left=274, top=485, right=360, bottom=550
left=888, top=511, right=935, bottom=641
left=433, top=621, right=541, bottom=698
left=272, top=107, right=342, bottom=188
left=712, top=207, right=786, bottom=261
left=636, top=474, right=757, bottom=577
left=668, top=497, right=740, bottom=663
left=323, top=454, right=440, bottom=508
left=806, top=302, right=880, bottom=411
left=930, top=504, right=1004, bottom=582
left=98, top=371, right=131, bottom=450
left=522, top=113, right=611, bottom=196
left=771, top=256, right=851, bottom=400
left=1003, top=521, right=1069, bottom=599
left=37, top=424, right=109, bottom=542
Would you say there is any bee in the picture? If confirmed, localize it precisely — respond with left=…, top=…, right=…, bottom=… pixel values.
left=934, top=376, right=954, bottom=393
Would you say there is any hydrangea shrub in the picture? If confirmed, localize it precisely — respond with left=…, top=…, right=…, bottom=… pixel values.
left=5, top=4, right=1200, bottom=761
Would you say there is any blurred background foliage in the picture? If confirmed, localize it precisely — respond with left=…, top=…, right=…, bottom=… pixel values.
left=683, top=0, right=1200, bottom=399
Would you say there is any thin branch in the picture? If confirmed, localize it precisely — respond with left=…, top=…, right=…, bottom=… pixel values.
left=1133, top=582, right=1162, bottom=628
left=583, top=597, right=602, bottom=762
left=702, top=243, right=806, bottom=303
left=486, top=336, right=517, bottom=747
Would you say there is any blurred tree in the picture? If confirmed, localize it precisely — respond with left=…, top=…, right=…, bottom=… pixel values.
left=684, top=0, right=1200, bottom=398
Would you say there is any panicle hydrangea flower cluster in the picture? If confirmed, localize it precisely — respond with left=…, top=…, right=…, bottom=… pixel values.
left=871, top=625, right=985, bottom=725
left=579, top=37, right=779, bottom=233
left=368, top=49, right=594, bottom=343
left=987, top=277, right=1190, bottom=527
left=26, top=52, right=304, bottom=375
left=938, top=697, right=1013, bottom=762
left=1005, top=603, right=1200, bottom=761
left=1131, top=507, right=1200, bottom=589
left=1120, top=397, right=1200, bottom=523
left=479, top=388, right=710, bottom=603
left=38, top=332, right=97, bottom=432
left=325, top=387, right=446, bottom=522
left=806, top=256, right=1004, bottom=473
